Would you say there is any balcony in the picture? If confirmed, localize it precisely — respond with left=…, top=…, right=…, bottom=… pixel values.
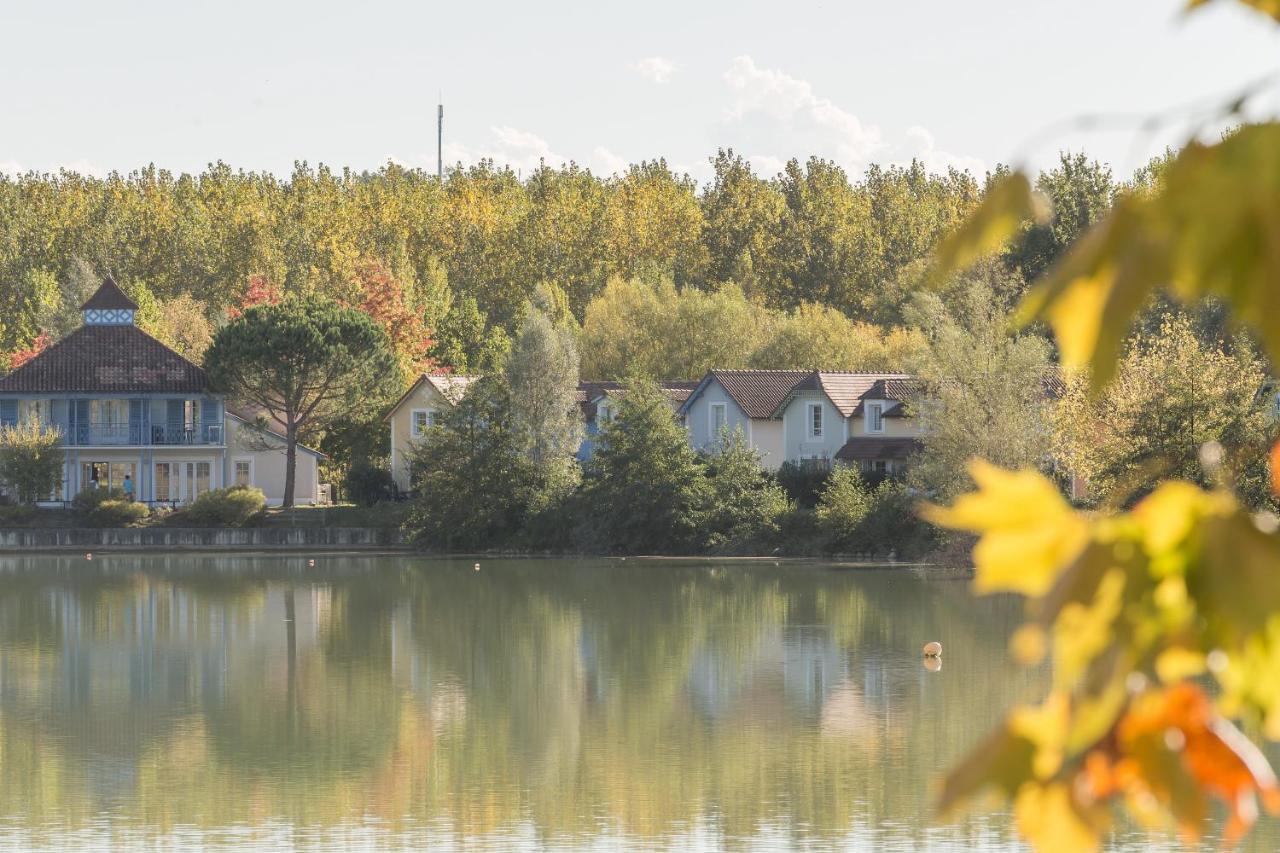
left=61, top=422, right=223, bottom=447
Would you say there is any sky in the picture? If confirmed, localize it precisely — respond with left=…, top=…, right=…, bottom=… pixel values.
left=2, top=0, right=1279, bottom=185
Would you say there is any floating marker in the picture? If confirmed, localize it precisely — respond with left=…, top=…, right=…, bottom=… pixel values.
left=922, top=641, right=942, bottom=658
left=474, top=563, right=481, bottom=571
left=85, top=553, right=92, bottom=561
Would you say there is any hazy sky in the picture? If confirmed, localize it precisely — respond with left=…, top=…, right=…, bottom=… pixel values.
left=3, top=0, right=1279, bottom=184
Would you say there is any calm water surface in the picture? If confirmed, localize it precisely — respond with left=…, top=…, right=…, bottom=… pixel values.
left=0, top=554, right=1273, bottom=851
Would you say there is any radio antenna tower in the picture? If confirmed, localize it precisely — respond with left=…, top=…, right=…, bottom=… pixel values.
left=437, top=95, right=444, bottom=182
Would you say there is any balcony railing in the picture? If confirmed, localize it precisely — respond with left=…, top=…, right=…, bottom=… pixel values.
left=61, top=422, right=223, bottom=447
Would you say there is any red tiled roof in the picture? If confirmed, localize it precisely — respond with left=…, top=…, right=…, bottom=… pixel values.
left=703, top=370, right=812, bottom=419
left=0, top=324, right=207, bottom=393
left=80, top=276, right=139, bottom=310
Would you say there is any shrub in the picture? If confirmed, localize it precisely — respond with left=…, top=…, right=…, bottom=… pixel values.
left=0, top=505, right=35, bottom=526
left=701, top=430, right=790, bottom=553
left=344, top=464, right=397, bottom=506
left=72, top=486, right=126, bottom=513
left=182, top=486, right=267, bottom=527
left=0, top=420, right=63, bottom=504
left=816, top=465, right=873, bottom=550
left=775, top=460, right=833, bottom=508
left=88, top=499, right=150, bottom=527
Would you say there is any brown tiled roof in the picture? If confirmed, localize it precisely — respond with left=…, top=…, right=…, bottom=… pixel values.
left=835, top=437, right=923, bottom=461
left=80, top=276, right=139, bottom=310
left=381, top=372, right=479, bottom=422
left=776, top=372, right=916, bottom=418
left=0, top=324, right=206, bottom=393
left=586, top=380, right=698, bottom=416
left=701, top=370, right=811, bottom=419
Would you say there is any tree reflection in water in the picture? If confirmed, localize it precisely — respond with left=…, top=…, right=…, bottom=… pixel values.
left=0, top=555, right=1271, bottom=851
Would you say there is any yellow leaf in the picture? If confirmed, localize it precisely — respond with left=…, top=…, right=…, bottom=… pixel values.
left=1054, top=568, right=1126, bottom=687
left=1155, top=648, right=1206, bottom=684
left=923, top=461, right=1089, bottom=596
left=1010, top=692, right=1070, bottom=780
left=1010, top=624, right=1047, bottom=665
left=1014, top=782, right=1101, bottom=853
left=1188, top=0, right=1280, bottom=24
left=927, top=172, right=1046, bottom=285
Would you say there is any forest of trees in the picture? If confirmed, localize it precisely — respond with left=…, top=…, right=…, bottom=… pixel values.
left=6, top=144, right=1253, bottom=501
left=0, top=149, right=1128, bottom=370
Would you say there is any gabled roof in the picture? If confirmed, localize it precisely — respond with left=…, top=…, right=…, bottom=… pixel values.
left=381, top=373, right=480, bottom=423
left=773, top=372, right=916, bottom=418
left=225, top=408, right=326, bottom=458
left=0, top=324, right=207, bottom=393
left=679, top=370, right=811, bottom=419
left=584, top=380, right=699, bottom=417
left=80, top=275, right=139, bottom=310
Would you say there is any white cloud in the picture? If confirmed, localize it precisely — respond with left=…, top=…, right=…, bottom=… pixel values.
left=721, top=55, right=984, bottom=178
left=903, top=126, right=987, bottom=176
left=723, top=55, right=884, bottom=174
left=441, top=125, right=567, bottom=175
left=591, top=146, right=629, bottom=176
left=634, top=56, right=677, bottom=84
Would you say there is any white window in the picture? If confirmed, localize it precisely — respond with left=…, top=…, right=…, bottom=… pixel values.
left=233, top=459, right=253, bottom=488
left=808, top=403, right=823, bottom=439
left=866, top=402, right=884, bottom=434
left=411, top=409, right=438, bottom=438
left=598, top=404, right=613, bottom=424
left=710, top=403, right=727, bottom=437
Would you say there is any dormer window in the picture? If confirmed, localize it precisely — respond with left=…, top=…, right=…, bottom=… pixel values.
left=866, top=402, right=884, bottom=434
left=808, top=403, right=823, bottom=439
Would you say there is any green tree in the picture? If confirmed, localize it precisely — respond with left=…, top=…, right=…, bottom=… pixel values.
left=1052, top=314, right=1272, bottom=507
left=431, top=294, right=510, bottom=374
left=1007, top=151, right=1115, bottom=281
left=579, top=278, right=769, bottom=380
left=700, top=429, right=789, bottom=551
left=0, top=420, right=63, bottom=504
left=815, top=464, right=872, bottom=537
left=768, top=157, right=879, bottom=313
left=580, top=378, right=707, bottom=553
left=405, top=377, right=537, bottom=549
left=906, top=278, right=1054, bottom=501
left=700, top=149, right=784, bottom=297
left=203, top=297, right=401, bottom=506
left=749, top=303, right=927, bottom=371
left=505, top=303, right=583, bottom=468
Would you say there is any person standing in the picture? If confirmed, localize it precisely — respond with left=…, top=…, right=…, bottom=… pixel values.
left=123, top=473, right=134, bottom=502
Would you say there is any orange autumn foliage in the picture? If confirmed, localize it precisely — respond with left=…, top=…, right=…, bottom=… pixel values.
left=7, top=332, right=51, bottom=371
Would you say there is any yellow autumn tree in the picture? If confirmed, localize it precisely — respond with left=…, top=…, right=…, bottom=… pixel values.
left=922, top=2, right=1280, bottom=849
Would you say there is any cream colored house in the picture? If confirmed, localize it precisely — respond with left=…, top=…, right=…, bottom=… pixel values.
left=384, top=374, right=478, bottom=492
left=0, top=277, right=323, bottom=507
left=771, top=374, right=924, bottom=475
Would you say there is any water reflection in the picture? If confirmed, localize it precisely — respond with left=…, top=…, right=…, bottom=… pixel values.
left=0, top=555, right=1271, bottom=851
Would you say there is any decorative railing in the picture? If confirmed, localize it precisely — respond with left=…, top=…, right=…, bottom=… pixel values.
left=60, top=422, right=223, bottom=446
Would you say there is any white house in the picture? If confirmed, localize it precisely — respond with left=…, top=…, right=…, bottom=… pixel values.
left=0, top=277, right=323, bottom=506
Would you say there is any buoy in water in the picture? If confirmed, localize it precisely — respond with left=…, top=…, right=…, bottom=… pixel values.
left=308, top=559, right=315, bottom=567
left=922, top=641, right=942, bottom=658
left=474, top=562, right=481, bottom=571
left=85, top=553, right=92, bottom=561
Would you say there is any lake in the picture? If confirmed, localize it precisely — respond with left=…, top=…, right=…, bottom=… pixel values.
left=0, top=554, right=1273, bottom=851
